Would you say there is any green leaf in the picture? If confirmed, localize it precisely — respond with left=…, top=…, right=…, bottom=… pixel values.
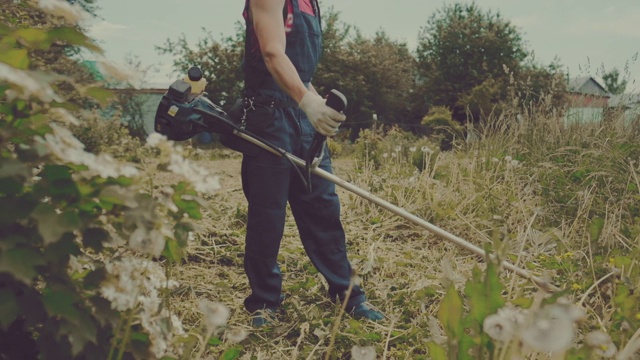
left=0, top=177, right=23, bottom=195
left=162, top=238, right=184, bottom=263
left=0, top=247, right=44, bottom=284
left=426, top=342, right=448, bottom=360
left=0, top=48, right=29, bottom=69
left=13, top=28, right=52, bottom=50
left=438, top=285, right=464, bottom=339
left=99, top=185, right=137, bottom=207
left=130, top=331, right=150, bottom=343
left=0, top=158, right=31, bottom=179
left=82, top=227, right=109, bottom=252
left=589, top=217, right=605, bottom=243
left=84, top=87, right=114, bottom=106
left=48, top=27, right=102, bottom=53
left=58, top=310, right=98, bottom=356
left=0, top=288, right=19, bottom=330
left=172, top=196, right=202, bottom=220
left=41, top=164, right=73, bottom=181
left=42, top=287, right=80, bottom=322
left=31, top=204, right=80, bottom=245
left=0, top=196, right=38, bottom=224
left=208, top=337, right=223, bottom=346
left=464, top=262, right=505, bottom=325
left=219, top=347, right=241, bottom=360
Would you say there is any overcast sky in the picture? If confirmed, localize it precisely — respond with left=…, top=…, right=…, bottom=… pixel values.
left=86, top=0, right=640, bottom=92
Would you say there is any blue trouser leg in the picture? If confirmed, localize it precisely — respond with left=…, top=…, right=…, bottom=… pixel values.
left=288, top=151, right=365, bottom=309
left=242, top=158, right=290, bottom=313
left=241, top=91, right=365, bottom=313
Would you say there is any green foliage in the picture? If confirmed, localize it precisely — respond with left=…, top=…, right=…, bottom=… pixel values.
left=421, top=106, right=464, bottom=151
left=315, top=13, right=418, bottom=138
left=156, top=27, right=245, bottom=107
left=429, top=259, right=504, bottom=359
left=70, top=111, right=143, bottom=161
left=416, top=2, right=528, bottom=121
left=415, top=2, right=565, bottom=124
left=0, top=4, right=205, bottom=359
left=602, top=67, right=627, bottom=95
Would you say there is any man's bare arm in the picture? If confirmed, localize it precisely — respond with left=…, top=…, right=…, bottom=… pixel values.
left=250, top=0, right=309, bottom=103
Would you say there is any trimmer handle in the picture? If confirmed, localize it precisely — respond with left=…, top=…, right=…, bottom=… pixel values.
left=308, top=90, right=347, bottom=161
left=305, top=89, right=347, bottom=192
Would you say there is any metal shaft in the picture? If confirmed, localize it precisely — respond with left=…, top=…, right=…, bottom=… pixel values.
left=234, top=130, right=559, bottom=292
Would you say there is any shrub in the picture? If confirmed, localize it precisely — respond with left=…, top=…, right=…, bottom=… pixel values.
left=421, top=106, right=464, bottom=150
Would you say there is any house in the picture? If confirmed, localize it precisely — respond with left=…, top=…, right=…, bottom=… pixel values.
left=609, top=93, right=640, bottom=124
left=565, top=76, right=612, bottom=124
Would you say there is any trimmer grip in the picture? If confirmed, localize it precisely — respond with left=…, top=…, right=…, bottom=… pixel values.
left=326, top=89, right=347, bottom=113
left=305, top=89, right=348, bottom=192
left=309, top=89, right=347, bottom=158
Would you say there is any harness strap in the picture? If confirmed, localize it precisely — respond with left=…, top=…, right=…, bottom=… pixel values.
left=245, top=96, right=298, bottom=109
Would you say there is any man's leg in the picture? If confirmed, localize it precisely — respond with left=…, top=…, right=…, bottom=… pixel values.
left=241, top=155, right=291, bottom=314
left=288, top=155, right=367, bottom=309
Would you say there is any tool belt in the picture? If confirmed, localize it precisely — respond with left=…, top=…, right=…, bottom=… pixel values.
left=221, top=95, right=297, bottom=156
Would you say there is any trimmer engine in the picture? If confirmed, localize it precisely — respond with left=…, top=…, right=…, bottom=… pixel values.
left=154, top=79, right=235, bottom=141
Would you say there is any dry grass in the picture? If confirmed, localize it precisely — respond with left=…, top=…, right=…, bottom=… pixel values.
left=133, top=110, right=640, bottom=359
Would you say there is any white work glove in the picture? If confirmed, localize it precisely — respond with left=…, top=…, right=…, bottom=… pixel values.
left=298, top=91, right=346, bottom=137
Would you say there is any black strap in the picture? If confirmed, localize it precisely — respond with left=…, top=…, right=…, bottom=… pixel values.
left=245, top=96, right=298, bottom=109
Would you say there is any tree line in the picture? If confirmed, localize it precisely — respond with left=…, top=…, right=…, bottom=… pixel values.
left=155, top=3, right=618, bottom=140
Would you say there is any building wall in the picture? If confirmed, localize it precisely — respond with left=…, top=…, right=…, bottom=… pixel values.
left=567, top=93, right=609, bottom=107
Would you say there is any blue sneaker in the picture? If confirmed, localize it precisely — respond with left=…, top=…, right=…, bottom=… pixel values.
left=251, top=308, right=278, bottom=328
left=350, top=303, right=384, bottom=321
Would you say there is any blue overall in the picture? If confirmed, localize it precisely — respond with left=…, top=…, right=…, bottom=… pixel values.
left=241, top=0, right=366, bottom=313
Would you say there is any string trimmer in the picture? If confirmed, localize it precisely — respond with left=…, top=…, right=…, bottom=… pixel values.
left=154, top=67, right=559, bottom=293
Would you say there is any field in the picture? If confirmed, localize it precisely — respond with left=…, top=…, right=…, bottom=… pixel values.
left=138, top=113, right=640, bottom=359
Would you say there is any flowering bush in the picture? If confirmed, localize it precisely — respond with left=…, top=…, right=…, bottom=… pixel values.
left=0, top=2, right=226, bottom=359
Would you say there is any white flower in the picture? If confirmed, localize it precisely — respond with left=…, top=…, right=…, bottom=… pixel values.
left=198, top=300, right=230, bottom=331
left=382, top=153, right=388, bottom=158
left=168, top=154, right=220, bottom=194
left=505, top=155, right=512, bottom=162
left=483, top=310, right=517, bottom=342
left=96, top=59, right=142, bottom=86
left=146, top=132, right=168, bottom=147
left=36, top=0, right=88, bottom=24
left=394, top=146, right=401, bottom=152
left=351, top=345, right=376, bottom=360
left=585, top=330, right=616, bottom=358
left=0, top=63, right=62, bottom=102
left=421, top=146, right=433, bottom=154
left=224, top=327, right=248, bottom=343
left=519, top=303, right=576, bottom=353
left=409, top=146, right=417, bottom=152
left=100, top=257, right=175, bottom=311
left=48, top=108, right=79, bottom=125
left=128, top=226, right=167, bottom=258
left=37, top=124, right=139, bottom=178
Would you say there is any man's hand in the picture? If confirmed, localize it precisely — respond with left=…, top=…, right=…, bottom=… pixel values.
left=299, top=92, right=346, bottom=136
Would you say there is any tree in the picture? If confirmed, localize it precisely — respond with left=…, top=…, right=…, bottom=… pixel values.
left=315, top=8, right=418, bottom=140
left=416, top=3, right=529, bottom=122
left=156, top=7, right=418, bottom=140
left=156, top=25, right=245, bottom=107
left=602, top=68, right=627, bottom=95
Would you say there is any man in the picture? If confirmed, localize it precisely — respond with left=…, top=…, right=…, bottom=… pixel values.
left=239, top=0, right=384, bottom=326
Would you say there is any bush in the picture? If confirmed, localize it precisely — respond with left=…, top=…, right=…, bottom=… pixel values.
left=421, top=106, right=465, bottom=150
